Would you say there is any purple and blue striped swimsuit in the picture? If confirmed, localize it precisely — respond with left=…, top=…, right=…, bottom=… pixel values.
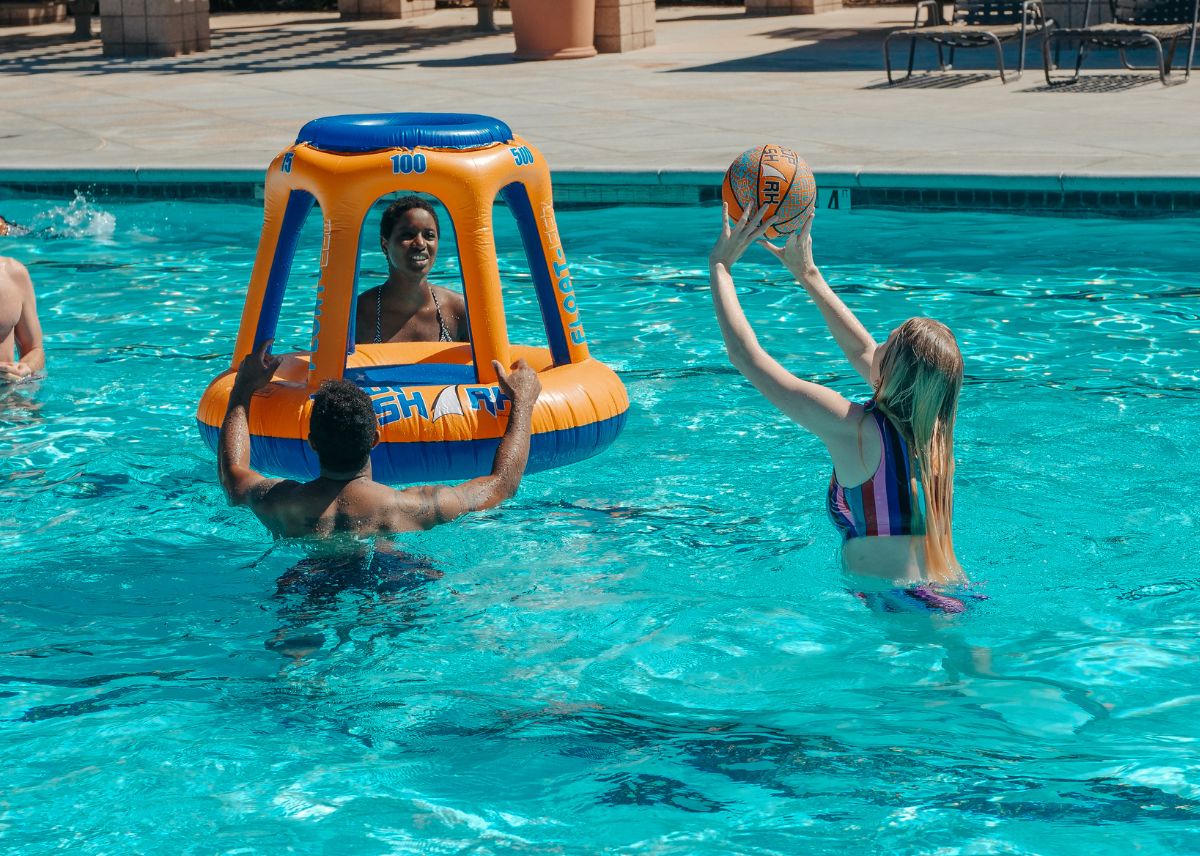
left=827, top=401, right=927, bottom=541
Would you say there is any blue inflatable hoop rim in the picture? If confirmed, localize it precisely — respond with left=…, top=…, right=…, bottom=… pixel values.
left=296, top=113, right=515, bottom=153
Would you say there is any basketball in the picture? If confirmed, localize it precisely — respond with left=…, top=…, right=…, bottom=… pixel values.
left=722, top=144, right=817, bottom=238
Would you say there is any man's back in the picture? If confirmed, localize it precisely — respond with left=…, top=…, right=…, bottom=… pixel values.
left=249, top=478, right=441, bottom=538
left=219, top=341, right=541, bottom=539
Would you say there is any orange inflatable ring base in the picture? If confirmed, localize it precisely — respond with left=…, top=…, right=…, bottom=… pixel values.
left=197, top=342, right=628, bottom=484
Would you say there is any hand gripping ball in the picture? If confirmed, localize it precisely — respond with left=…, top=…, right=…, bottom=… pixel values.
left=722, top=144, right=817, bottom=238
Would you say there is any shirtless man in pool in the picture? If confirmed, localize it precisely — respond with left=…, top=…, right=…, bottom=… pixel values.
left=0, top=257, right=46, bottom=384
left=218, top=339, right=542, bottom=538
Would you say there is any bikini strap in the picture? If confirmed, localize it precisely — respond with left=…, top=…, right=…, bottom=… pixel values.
left=374, top=285, right=383, bottom=344
left=430, top=285, right=451, bottom=342
left=374, top=284, right=452, bottom=343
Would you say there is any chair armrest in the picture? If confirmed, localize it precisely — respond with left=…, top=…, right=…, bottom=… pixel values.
left=912, top=0, right=943, bottom=27
left=1021, top=0, right=1048, bottom=26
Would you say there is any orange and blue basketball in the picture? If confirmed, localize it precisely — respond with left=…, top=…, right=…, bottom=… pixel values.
left=722, top=144, right=817, bottom=238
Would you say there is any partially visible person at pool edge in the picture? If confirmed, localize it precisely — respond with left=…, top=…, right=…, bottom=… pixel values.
left=1, top=214, right=37, bottom=238
left=708, top=204, right=968, bottom=608
left=0, top=256, right=46, bottom=384
left=354, top=196, right=469, bottom=345
left=219, top=339, right=541, bottom=538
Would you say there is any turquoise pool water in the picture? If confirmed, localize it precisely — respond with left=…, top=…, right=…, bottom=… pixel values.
left=1, top=196, right=1198, bottom=854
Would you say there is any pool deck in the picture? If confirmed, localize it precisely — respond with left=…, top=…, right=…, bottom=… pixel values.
left=2, top=4, right=1199, bottom=186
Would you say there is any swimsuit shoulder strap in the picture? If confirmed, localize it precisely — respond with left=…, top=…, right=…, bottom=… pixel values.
left=429, top=285, right=451, bottom=342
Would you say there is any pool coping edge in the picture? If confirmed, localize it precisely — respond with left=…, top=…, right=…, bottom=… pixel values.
left=5, top=167, right=1200, bottom=192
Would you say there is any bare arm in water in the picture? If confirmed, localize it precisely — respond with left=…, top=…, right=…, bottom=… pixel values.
left=394, top=370, right=539, bottom=527
left=0, top=258, right=45, bottom=383
left=218, top=339, right=287, bottom=512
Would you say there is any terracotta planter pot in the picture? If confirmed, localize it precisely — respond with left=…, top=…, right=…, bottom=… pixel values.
left=509, top=0, right=597, bottom=61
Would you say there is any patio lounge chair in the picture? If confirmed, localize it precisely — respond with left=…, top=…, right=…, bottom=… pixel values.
left=884, top=0, right=1052, bottom=83
left=1042, top=0, right=1199, bottom=85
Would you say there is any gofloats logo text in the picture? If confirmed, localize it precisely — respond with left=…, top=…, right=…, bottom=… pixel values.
left=540, top=203, right=586, bottom=347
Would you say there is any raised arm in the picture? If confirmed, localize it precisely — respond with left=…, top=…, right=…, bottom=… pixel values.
left=707, top=205, right=856, bottom=442
left=396, top=359, right=541, bottom=528
left=218, top=339, right=284, bottom=508
left=761, top=218, right=878, bottom=385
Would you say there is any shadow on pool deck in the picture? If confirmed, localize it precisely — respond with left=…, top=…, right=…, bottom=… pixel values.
left=0, top=9, right=1168, bottom=83
left=0, top=17, right=509, bottom=75
left=670, top=27, right=887, bottom=72
left=667, top=22, right=1149, bottom=80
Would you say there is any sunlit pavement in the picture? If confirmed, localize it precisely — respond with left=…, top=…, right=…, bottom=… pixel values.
left=2, top=5, right=1197, bottom=177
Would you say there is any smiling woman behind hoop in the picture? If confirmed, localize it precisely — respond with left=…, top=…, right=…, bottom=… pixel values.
left=354, top=196, right=469, bottom=345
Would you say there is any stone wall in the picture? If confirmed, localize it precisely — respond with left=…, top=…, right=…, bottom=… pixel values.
left=0, top=1, right=66, bottom=25
left=99, top=0, right=211, bottom=58
left=595, top=0, right=655, bottom=53
left=745, top=0, right=843, bottom=15
left=339, top=0, right=435, bottom=20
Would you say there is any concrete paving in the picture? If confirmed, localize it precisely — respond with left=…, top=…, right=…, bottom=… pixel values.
left=1, top=4, right=1198, bottom=178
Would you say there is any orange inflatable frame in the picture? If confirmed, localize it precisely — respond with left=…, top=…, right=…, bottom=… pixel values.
left=196, top=113, right=628, bottom=484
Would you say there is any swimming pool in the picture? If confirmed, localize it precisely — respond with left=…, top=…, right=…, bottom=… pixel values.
left=2, top=197, right=1198, bottom=854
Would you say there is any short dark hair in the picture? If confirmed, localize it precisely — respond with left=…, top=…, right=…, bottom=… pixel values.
left=379, top=195, right=440, bottom=242
left=309, top=380, right=378, bottom=472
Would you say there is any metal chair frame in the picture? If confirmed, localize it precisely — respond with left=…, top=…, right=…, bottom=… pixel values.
left=884, top=0, right=1051, bottom=83
left=1042, top=0, right=1200, bottom=84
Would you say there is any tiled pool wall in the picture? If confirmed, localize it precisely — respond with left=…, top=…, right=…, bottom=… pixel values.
left=3, top=169, right=1200, bottom=215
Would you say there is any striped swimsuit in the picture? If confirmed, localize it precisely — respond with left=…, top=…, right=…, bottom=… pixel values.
left=827, top=401, right=927, bottom=540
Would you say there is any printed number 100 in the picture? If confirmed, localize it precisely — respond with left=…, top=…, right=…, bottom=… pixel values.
left=391, top=153, right=428, bottom=174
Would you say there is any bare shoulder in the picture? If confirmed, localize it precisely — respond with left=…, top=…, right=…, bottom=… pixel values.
left=432, top=286, right=466, bottom=312
left=825, top=400, right=882, bottom=485
left=377, top=482, right=473, bottom=532
left=0, top=257, right=32, bottom=287
left=243, top=478, right=303, bottom=534
left=352, top=286, right=379, bottom=343
left=353, top=286, right=376, bottom=318
left=356, top=284, right=380, bottom=306
left=824, top=398, right=871, bottom=444
left=433, top=287, right=469, bottom=340
left=247, top=477, right=302, bottom=514
left=341, top=480, right=430, bottom=533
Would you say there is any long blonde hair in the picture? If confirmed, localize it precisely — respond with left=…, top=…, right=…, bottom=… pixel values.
left=873, top=318, right=964, bottom=581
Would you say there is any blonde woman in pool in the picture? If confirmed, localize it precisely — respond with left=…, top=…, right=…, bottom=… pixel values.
left=708, top=204, right=970, bottom=612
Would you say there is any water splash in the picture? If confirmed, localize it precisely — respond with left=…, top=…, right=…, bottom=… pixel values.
left=27, top=191, right=116, bottom=240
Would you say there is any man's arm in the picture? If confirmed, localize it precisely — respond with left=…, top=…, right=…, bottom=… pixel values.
left=0, top=259, right=44, bottom=383
left=397, top=359, right=541, bottom=529
left=218, top=340, right=285, bottom=509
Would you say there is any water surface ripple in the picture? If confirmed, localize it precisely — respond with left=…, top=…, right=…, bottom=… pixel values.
left=1, top=201, right=1197, bottom=854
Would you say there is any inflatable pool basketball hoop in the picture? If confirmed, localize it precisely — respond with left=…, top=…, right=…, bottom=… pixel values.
left=196, top=113, right=628, bottom=484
